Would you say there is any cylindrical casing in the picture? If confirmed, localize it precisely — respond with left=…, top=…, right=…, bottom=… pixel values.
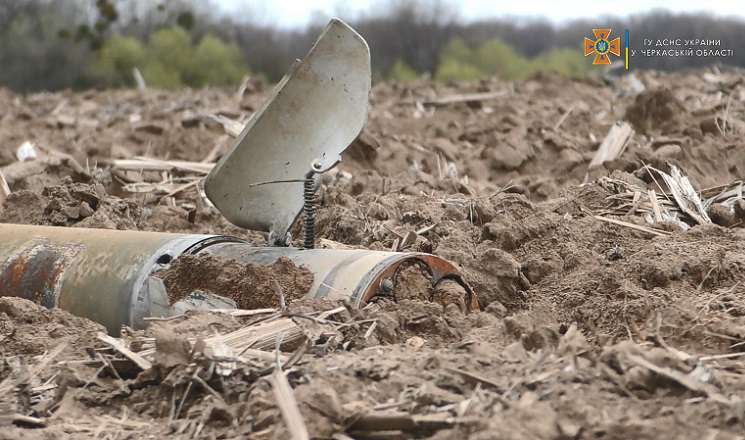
left=0, top=224, right=476, bottom=335
left=198, top=243, right=476, bottom=308
left=0, top=223, right=239, bottom=334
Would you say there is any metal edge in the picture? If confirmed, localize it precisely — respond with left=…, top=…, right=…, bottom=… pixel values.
left=354, top=253, right=479, bottom=312
left=128, top=234, right=227, bottom=329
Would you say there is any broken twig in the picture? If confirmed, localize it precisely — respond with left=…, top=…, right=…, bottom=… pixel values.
left=97, top=332, right=153, bottom=371
left=594, top=215, right=672, bottom=237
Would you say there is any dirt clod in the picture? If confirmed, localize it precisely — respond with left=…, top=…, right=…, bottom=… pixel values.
left=623, top=87, right=687, bottom=135
left=157, top=254, right=314, bottom=310
left=0, top=297, right=105, bottom=360
left=1, top=177, right=143, bottom=229
left=393, top=261, right=434, bottom=302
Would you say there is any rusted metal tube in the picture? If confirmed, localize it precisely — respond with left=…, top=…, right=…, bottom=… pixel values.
left=0, top=224, right=476, bottom=334
left=0, top=224, right=239, bottom=334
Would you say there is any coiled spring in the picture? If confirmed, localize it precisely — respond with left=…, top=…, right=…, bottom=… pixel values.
left=303, top=170, right=316, bottom=249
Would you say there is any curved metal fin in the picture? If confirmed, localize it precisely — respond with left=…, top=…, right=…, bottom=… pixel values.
left=205, top=19, right=371, bottom=240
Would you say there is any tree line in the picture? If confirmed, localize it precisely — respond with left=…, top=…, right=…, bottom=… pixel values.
left=0, top=0, right=743, bottom=92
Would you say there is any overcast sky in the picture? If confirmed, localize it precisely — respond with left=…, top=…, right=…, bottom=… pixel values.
left=216, top=0, right=745, bottom=28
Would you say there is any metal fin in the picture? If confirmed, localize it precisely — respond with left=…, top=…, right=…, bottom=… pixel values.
left=205, top=19, right=371, bottom=241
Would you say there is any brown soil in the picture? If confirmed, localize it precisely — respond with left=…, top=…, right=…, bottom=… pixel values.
left=0, top=297, right=105, bottom=360
left=391, top=260, right=434, bottom=302
left=1, top=69, right=745, bottom=438
left=156, top=254, right=314, bottom=310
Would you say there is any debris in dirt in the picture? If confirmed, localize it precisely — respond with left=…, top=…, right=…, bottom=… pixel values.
left=1, top=150, right=90, bottom=194
left=271, top=366, right=311, bottom=440
left=417, top=89, right=512, bottom=107
left=156, top=254, right=314, bottom=310
left=112, top=157, right=214, bottom=175
left=0, top=342, right=66, bottom=428
left=504, top=309, right=560, bottom=351
left=364, top=299, right=462, bottom=345
left=111, top=156, right=212, bottom=208
left=595, top=165, right=739, bottom=233
left=0, top=297, right=105, bottom=360
left=393, top=261, right=434, bottom=302
left=598, top=340, right=739, bottom=404
left=458, top=247, right=524, bottom=310
left=2, top=282, right=745, bottom=439
left=593, top=214, right=673, bottom=236
left=586, top=120, right=634, bottom=175
left=623, top=87, right=687, bottom=136
left=736, top=199, right=745, bottom=224
left=656, top=165, right=711, bottom=225
left=15, top=141, right=37, bottom=162
left=97, top=332, right=153, bottom=371
left=432, top=279, right=468, bottom=313
left=0, top=168, right=9, bottom=211
left=0, top=177, right=142, bottom=229
left=209, top=114, right=245, bottom=138
left=1, top=68, right=745, bottom=439
left=134, top=309, right=305, bottom=366
left=708, top=203, right=737, bottom=227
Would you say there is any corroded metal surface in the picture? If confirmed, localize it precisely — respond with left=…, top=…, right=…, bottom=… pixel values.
left=0, top=240, right=81, bottom=307
left=0, top=224, right=218, bottom=334
left=0, top=224, right=478, bottom=335
left=359, top=254, right=479, bottom=312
